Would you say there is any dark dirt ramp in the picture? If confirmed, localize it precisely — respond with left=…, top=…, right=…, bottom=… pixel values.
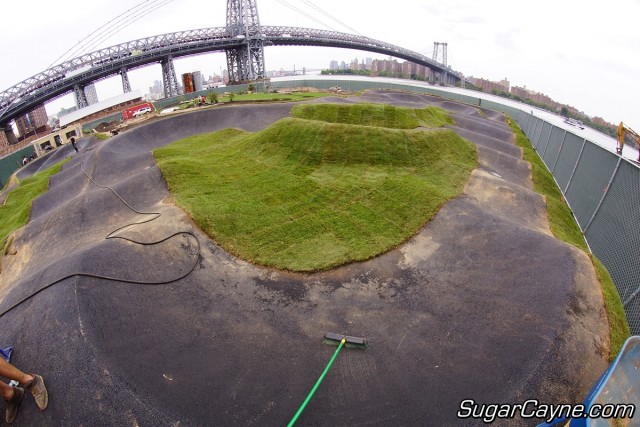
left=0, top=94, right=609, bottom=426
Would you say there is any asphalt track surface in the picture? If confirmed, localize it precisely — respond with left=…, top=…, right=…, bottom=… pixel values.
left=0, top=93, right=609, bottom=426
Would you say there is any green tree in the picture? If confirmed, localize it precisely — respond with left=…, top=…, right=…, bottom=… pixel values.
left=208, top=92, right=218, bottom=104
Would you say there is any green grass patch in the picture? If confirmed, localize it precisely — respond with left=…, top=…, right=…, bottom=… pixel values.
left=155, top=109, right=476, bottom=271
left=508, top=119, right=587, bottom=251
left=221, top=92, right=331, bottom=103
left=0, top=160, right=68, bottom=248
left=291, top=103, right=454, bottom=129
left=591, top=255, right=630, bottom=361
left=507, top=117, right=630, bottom=359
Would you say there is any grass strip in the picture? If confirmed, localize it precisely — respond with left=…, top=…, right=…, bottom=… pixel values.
left=507, top=117, right=629, bottom=360
left=291, top=103, right=454, bottom=128
left=0, top=160, right=68, bottom=249
left=221, top=92, right=330, bottom=102
left=591, top=255, right=631, bottom=359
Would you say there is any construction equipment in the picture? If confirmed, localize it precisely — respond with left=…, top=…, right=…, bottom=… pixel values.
left=616, top=121, right=640, bottom=162
left=287, top=333, right=368, bottom=426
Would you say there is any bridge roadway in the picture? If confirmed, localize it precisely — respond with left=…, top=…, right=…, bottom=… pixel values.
left=0, top=26, right=462, bottom=126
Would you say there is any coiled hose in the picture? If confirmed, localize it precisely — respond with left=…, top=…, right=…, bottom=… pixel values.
left=0, top=157, right=200, bottom=319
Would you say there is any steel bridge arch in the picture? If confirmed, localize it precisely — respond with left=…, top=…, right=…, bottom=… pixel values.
left=0, top=26, right=461, bottom=124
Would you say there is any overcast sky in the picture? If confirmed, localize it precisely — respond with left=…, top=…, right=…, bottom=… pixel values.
left=1, top=0, right=639, bottom=130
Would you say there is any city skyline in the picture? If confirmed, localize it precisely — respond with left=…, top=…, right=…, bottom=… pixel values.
left=324, top=56, right=618, bottom=128
left=1, top=0, right=638, bottom=131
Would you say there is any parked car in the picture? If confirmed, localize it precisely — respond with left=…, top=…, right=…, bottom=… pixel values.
left=563, top=117, right=585, bottom=130
left=133, top=106, right=152, bottom=117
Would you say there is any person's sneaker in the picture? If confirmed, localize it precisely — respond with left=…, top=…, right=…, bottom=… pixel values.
left=5, top=386, right=24, bottom=424
left=24, top=374, right=48, bottom=411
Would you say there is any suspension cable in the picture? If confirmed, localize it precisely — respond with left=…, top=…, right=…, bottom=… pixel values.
left=297, top=0, right=362, bottom=35
left=50, top=0, right=176, bottom=67
left=274, top=0, right=338, bottom=32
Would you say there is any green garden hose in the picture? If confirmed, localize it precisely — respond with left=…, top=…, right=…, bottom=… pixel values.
left=287, top=338, right=346, bottom=427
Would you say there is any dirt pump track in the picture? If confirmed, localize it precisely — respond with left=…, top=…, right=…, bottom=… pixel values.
left=0, top=93, right=608, bottom=426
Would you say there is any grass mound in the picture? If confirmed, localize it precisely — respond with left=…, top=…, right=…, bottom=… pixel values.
left=291, top=103, right=454, bottom=128
left=155, top=110, right=475, bottom=271
left=1, top=160, right=67, bottom=250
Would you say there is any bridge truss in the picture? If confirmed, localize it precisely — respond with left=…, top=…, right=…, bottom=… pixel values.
left=1, top=21, right=461, bottom=126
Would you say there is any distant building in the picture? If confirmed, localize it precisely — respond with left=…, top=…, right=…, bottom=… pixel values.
left=510, top=85, right=530, bottom=99
left=60, top=90, right=143, bottom=128
left=192, top=71, right=204, bottom=92
left=57, top=105, right=78, bottom=118
left=0, top=130, right=9, bottom=148
left=330, top=60, right=339, bottom=70
left=15, top=104, right=49, bottom=138
left=182, top=73, right=195, bottom=93
left=402, top=61, right=417, bottom=77
left=415, top=63, right=428, bottom=79
left=148, top=80, right=163, bottom=97
left=531, top=92, right=559, bottom=110
left=30, top=126, right=82, bottom=158
left=510, top=85, right=561, bottom=110
left=593, top=116, right=615, bottom=128
left=468, top=77, right=509, bottom=94
left=498, top=78, right=510, bottom=92
left=389, top=59, right=400, bottom=73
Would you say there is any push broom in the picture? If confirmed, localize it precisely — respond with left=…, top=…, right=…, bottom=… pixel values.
left=287, top=333, right=369, bottom=427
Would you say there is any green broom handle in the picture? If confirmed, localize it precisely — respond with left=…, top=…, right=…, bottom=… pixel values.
left=287, top=338, right=346, bottom=427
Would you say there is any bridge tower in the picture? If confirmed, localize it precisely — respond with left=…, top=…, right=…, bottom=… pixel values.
left=120, top=67, right=132, bottom=93
left=225, top=0, right=265, bottom=84
left=432, top=42, right=449, bottom=85
left=73, top=84, right=90, bottom=109
left=432, top=42, right=447, bottom=67
left=161, top=57, right=179, bottom=98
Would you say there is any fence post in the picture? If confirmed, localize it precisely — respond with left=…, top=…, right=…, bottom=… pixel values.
left=541, top=124, right=553, bottom=159
left=564, top=138, right=587, bottom=195
left=551, top=130, right=567, bottom=173
left=526, top=114, right=534, bottom=137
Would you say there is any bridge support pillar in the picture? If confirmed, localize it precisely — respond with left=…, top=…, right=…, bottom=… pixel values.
left=120, top=68, right=132, bottom=93
left=1, top=123, right=17, bottom=146
left=73, top=84, right=89, bottom=109
left=161, top=57, right=179, bottom=98
left=225, top=0, right=265, bottom=83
